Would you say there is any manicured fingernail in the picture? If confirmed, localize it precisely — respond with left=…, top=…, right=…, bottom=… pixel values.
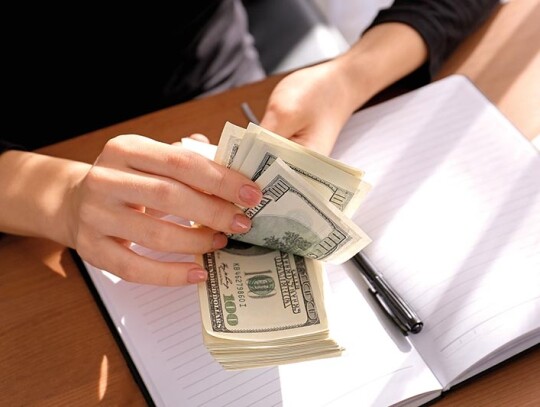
left=213, top=233, right=228, bottom=249
left=187, top=267, right=207, bottom=284
left=231, top=214, right=251, bottom=233
left=239, top=185, right=262, bottom=206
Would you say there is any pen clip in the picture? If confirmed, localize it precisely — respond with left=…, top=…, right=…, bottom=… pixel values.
left=357, top=267, right=411, bottom=334
left=374, top=276, right=423, bottom=334
left=352, top=252, right=423, bottom=335
left=370, top=291, right=410, bottom=334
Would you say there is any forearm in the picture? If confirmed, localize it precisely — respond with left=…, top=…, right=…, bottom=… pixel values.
left=259, top=22, right=428, bottom=155
left=329, top=22, right=428, bottom=114
left=370, top=0, right=501, bottom=78
left=0, top=150, right=89, bottom=246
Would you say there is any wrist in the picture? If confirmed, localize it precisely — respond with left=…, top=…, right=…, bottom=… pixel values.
left=330, top=22, right=428, bottom=111
left=0, top=150, right=90, bottom=247
left=327, top=51, right=377, bottom=114
left=55, top=159, right=92, bottom=248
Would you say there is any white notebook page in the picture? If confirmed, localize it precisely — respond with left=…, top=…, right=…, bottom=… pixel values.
left=331, top=74, right=540, bottom=389
left=85, top=228, right=440, bottom=407
left=86, top=246, right=283, bottom=407
left=82, top=74, right=539, bottom=406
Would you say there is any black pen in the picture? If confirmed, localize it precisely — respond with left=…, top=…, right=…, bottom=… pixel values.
left=352, top=251, right=423, bottom=335
left=241, top=102, right=260, bottom=125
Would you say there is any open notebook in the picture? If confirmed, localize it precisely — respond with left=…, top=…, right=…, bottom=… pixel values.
left=74, top=75, right=540, bottom=407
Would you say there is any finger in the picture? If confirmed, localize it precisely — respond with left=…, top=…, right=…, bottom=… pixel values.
left=95, top=207, right=228, bottom=253
left=188, top=133, right=210, bottom=143
left=99, top=134, right=262, bottom=207
left=173, top=134, right=209, bottom=147
left=180, top=136, right=217, bottom=160
left=85, top=167, right=252, bottom=234
left=84, top=238, right=208, bottom=286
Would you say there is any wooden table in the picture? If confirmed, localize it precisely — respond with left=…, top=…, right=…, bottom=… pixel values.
left=1, top=1, right=539, bottom=405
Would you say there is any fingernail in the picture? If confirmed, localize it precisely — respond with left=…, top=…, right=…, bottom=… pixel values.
left=213, top=233, right=228, bottom=249
left=187, top=267, right=207, bottom=284
left=231, top=214, right=251, bottom=233
left=239, top=185, right=262, bottom=206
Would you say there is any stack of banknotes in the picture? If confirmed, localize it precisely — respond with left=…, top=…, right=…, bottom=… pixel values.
left=187, top=122, right=372, bottom=370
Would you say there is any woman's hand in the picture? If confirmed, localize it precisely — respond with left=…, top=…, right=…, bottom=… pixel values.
left=0, top=134, right=262, bottom=286
left=260, top=23, right=428, bottom=156
left=260, top=61, right=358, bottom=156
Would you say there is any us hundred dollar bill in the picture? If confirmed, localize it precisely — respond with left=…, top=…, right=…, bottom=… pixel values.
left=216, top=122, right=371, bottom=216
left=229, top=156, right=371, bottom=264
left=184, top=123, right=372, bottom=264
left=197, top=244, right=328, bottom=341
left=197, top=243, right=343, bottom=369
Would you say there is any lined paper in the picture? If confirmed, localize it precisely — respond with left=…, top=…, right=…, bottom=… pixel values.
left=332, top=74, right=540, bottom=388
left=83, top=75, right=540, bottom=406
left=86, top=226, right=440, bottom=407
left=86, top=245, right=284, bottom=406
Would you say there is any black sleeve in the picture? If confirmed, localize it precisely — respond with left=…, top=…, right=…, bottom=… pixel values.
left=0, top=139, right=26, bottom=155
left=368, top=0, right=500, bottom=81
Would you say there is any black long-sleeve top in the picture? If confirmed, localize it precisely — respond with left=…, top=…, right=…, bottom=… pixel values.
left=1, top=0, right=499, bottom=153
left=369, top=0, right=500, bottom=77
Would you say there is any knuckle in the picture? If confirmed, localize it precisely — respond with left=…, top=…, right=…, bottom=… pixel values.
left=213, top=169, right=228, bottom=196
left=76, top=195, right=95, bottom=222
left=78, top=239, right=143, bottom=284
left=165, top=272, right=176, bottom=286
left=166, top=149, right=200, bottom=172
left=190, top=227, right=216, bottom=253
left=100, top=134, right=142, bottom=160
left=111, top=133, right=140, bottom=146
left=267, top=99, right=298, bottom=119
left=102, top=135, right=127, bottom=154
left=149, top=178, right=175, bottom=203
left=114, top=256, right=139, bottom=283
left=166, top=150, right=230, bottom=197
left=207, top=201, right=228, bottom=229
left=277, top=106, right=299, bottom=122
left=138, top=223, right=168, bottom=250
left=83, top=167, right=103, bottom=193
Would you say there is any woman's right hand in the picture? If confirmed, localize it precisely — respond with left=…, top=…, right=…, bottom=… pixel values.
left=0, top=134, right=262, bottom=286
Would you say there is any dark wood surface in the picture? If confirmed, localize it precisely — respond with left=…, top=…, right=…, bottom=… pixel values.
left=1, top=1, right=538, bottom=405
